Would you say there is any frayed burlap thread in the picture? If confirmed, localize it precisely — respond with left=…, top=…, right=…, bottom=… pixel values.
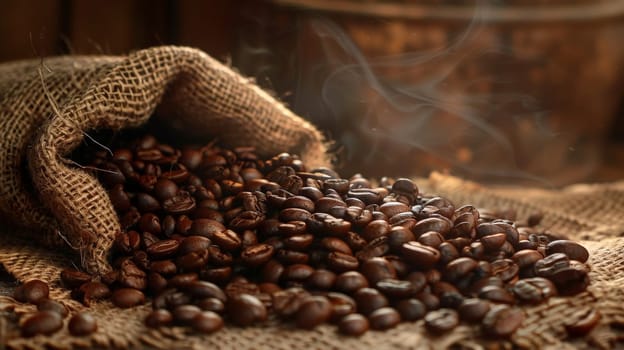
left=0, top=46, right=329, bottom=275
left=2, top=173, right=623, bottom=349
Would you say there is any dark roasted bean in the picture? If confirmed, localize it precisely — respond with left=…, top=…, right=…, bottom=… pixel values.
left=60, top=269, right=92, bottom=289
left=37, top=299, right=68, bottom=318
left=511, top=277, right=557, bottom=304
left=172, top=305, right=202, bottom=326
left=400, top=242, right=440, bottom=267
left=145, top=309, right=173, bottom=328
left=335, top=271, right=369, bottom=294
left=368, top=307, right=401, bottom=330
left=338, top=313, right=370, bottom=336
left=360, top=257, right=397, bottom=285
left=565, top=309, right=601, bottom=337
left=241, top=243, right=274, bottom=266
left=458, top=298, right=491, bottom=322
left=68, top=312, right=97, bottom=336
left=111, top=288, right=146, bottom=308
left=21, top=311, right=63, bottom=337
left=353, top=288, right=388, bottom=315
left=227, top=294, right=268, bottom=326
left=546, top=240, right=589, bottom=263
left=424, top=309, right=459, bottom=333
left=15, top=280, right=49, bottom=304
left=482, top=305, right=524, bottom=337
left=192, top=311, right=224, bottom=334
left=295, top=296, right=333, bottom=329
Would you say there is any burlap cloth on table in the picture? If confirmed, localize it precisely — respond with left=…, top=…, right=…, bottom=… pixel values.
left=0, top=46, right=623, bottom=349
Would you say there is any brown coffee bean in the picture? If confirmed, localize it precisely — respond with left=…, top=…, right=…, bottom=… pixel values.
left=353, top=288, right=388, bottom=315
left=368, top=307, right=401, bottom=330
left=490, top=259, right=519, bottom=283
left=362, top=219, right=391, bottom=241
left=306, top=269, right=337, bottom=290
left=401, top=241, right=440, bottom=267
left=320, top=237, right=352, bottom=255
left=241, top=243, right=274, bottom=266
left=458, top=298, right=491, bottom=322
left=15, top=280, right=49, bottom=304
left=283, top=234, right=315, bottom=251
left=163, top=191, right=196, bottom=215
left=548, top=261, right=590, bottom=296
left=149, top=260, right=177, bottom=275
left=68, top=312, right=98, bottom=336
left=546, top=240, right=589, bottom=263
left=336, top=313, right=369, bottom=337
left=178, top=235, right=211, bottom=255
left=360, top=257, right=397, bottom=285
left=394, top=298, right=426, bottom=321
left=282, top=196, right=315, bottom=212
left=171, top=305, right=202, bottom=326
left=119, top=259, right=147, bottom=290
left=212, top=229, right=242, bottom=251
left=334, top=271, right=369, bottom=294
left=60, top=269, right=92, bottom=289
left=535, top=253, right=570, bottom=278
left=443, top=257, right=478, bottom=283
left=565, top=309, right=601, bottom=337
left=480, top=233, right=507, bottom=251
left=21, top=311, right=63, bottom=337
left=356, top=236, right=390, bottom=261
left=186, top=281, right=226, bottom=302
left=424, top=308, right=459, bottom=333
left=482, top=305, right=524, bottom=337
left=327, top=251, right=359, bottom=272
left=75, top=282, right=111, bottom=306
left=168, top=272, right=199, bottom=289
left=112, top=288, right=146, bottom=308
left=413, top=217, right=452, bottom=237
left=295, top=296, right=333, bottom=329
left=512, top=249, right=543, bottom=269
left=479, top=285, right=515, bottom=304
left=189, top=219, right=225, bottom=238
left=154, top=178, right=178, bottom=201
left=37, top=299, right=68, bottom=318
left=145, top=309, right=173, bottom=328
left=146, top=239, right=179, bottom=259
left=192, top=311, right=224, bottom=334
left=511, top=277, right=557, bottom=304
left=227, top=294, right=267, bottom=326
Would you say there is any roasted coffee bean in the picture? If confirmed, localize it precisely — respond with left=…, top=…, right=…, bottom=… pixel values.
left=145, top=309, right=173, bottom=328
left=511, top=277, right=557, bottom=304
left=413, top=217, right=452, bottom=237
left=21, top=311, right=63, bottom=337
left=295, top=296, right=333, bottom=329
left=75, top=282, right=111, bottom=306
left=212, top=229, right=242, bottom=251
left=150, top=260, right=177, bottom=276
left=60, top=269, right=92, bottom=289
left=172, top=305, right=202, bottom=326
left=338, top=313, right=370, bottom=336
left=480, top=233, right=507, bottom=251
left=353, top=288, right=388, bottom=315
left=196, top=298, right=225, bottom=313
left=362, top=220, right=391, bottom=242
left=334, top=271, right=369, bottom=294
left=548, top=261, right=590, bottom=296
left=443, top=257, right=478, bottom=282
left=168, top=272, right=199, bottom=289
left=368, top=307, right=401, bottom=330
left=176, top=248, right=209, bottom=271
left=227, top=294, right=268, bottom=326
left=387, top=226, right=416, bottom=251
left=189, top=219, right=225, bottom=238
left=424, top=309, right=459, bottom=333
left=192, top=311, right=224, bottom=334
left=546, top=240, right=589, bottom=263
left=490, top=259, right=519, bottom=283
left=327, top=251, right=359, bottom=272
left=186, top=281, right=226, bottom=302
left=512, top=249, right=543, bottom=269
left=154, top=178, right=178, bottom=201
left=68, top=312, right=97, bottom=336
left=147, top=272, right=168, bottom=294
left=119, top=259, right=147, bottom=290
left=306, top=269, right=337, bottom=290
left=320, top=237, right=352, bottom=255
left=356, top=236, right=390, bottom=261
left=360, top=257, right=397, bottom=285
left=146, top=239, right=179, bottom=259
left=479, top=285, right=515, bottom=304
left=283, top=234, right=315, bottom=251
left=15, top=280, right=49, bottom=304
left=534, top=253, right=570, bottom=278
left=282, top=196, right=315, bottom=212
left=458, top=298, right=491, bottom=322
left=395, top=298, right=426, bottom=321
left=374, top=279, right=416, bottom=298
left=401, top=242, right=440, bottom=267
left=282, top=264, right=315, bottom=282
left=163, top=191, right=196, bottom=215
left=241, top=243, right=274, bottom=266
left=565, top=309, right=601, bottom=337
left=482, top=305, right=524, bottom=337
left=37, top=299, right=69, bottom=318
left=136, top=193, right=160, bottom=214
left=178, top=235, right=211, bottom=255
left=111, top=288, right=146, bottom=308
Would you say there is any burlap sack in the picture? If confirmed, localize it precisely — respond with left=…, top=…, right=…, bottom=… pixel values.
left=0, top=46, right=328, bottom=275
left=1, top=173, right=623, bottom=349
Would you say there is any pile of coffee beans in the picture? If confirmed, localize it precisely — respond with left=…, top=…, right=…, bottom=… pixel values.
left=15, top=133, right=595, bottom=339
left=13, top=279, right=97, bottom=337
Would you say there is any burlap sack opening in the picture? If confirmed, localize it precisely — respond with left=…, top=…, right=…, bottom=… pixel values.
left=0, top=46, right=328, bottom=275
left=1, top=173, right=623, bottom=349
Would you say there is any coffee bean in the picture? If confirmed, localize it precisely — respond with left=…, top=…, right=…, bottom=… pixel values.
left=227, top=294, right=267, bottom=326
left=479, top=285, right=515, bottom=304
left=111, top=288, right=146, bottom=308
left=192, top=311, right=224, bottom=334
left=424, top=309, right=459, bottom=333
left=534, top=253, right=570, bottom=278
left=21, top=311, right=63, bottom=337
left=68, top=312, right=98, bottom=336
left=145, top=309, right=173, bottom=328
left=295, top=296, right=333, bottom=329
left=360, top=257, right=396, bottom=285
left=480, top=233, right=507, bottom=251
left=172, top=305, right=202, bottom=326
left=37, top=299, right=68, bottom=318
left=283, top=234, right=315, bottom=251
left=60, top=269, right=92, bottom=289
left=241, top=243, right=274, bottom=266
left=189, top=219, right=225, bottom=238
left=413, top=218, right=452, bottom=237
left=565, top=309, right=601, bottom=337
left=353, top=288, right=388, bottom=315
left=368, top=307, right=401, bottom=330
left=306, top=269, right=337, bottom=290
left=339, top=313, right=370, bottom=336
left=178, top=235, right=211, bottom=255
left=75, top=282, right=111, bottom=306
left=212, top=229, right=242, bottom=251
left=443, top=257, right=478, bottom=283
left=395, top=298, right=426, bottom=321
left=546, top=240, right=589, bottom=263
left=335, top=271, right=369, bottom=294
left=327, top=251, right=359, bottom=272
left=196, top=298, right=225, bottom=313
left=512, top=249, right=543, bottom=269
left=482, top=305, right=524, bottom=337
left=146, top=239, right=179, bottom=259
left=186, top=281, right=226, bottom=302
left=458, top=298, right=491, bottom=322
left=168, top=272, right=199, bottom=289
left=511, top=277, right=557, bottom=304
left=15, top=280, right=49, bottom=304
left=490, top=259, right=519, bottom=283
left=401, top=242, right=440, bottom=267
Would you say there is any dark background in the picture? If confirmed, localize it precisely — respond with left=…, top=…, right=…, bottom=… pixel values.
left=2, top=0, right=623, bottom=184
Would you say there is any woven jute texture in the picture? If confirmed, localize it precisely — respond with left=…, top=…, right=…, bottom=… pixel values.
left=1, top=173, right=623, bottom=349
left=0, top=46, right=328, bottom=275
